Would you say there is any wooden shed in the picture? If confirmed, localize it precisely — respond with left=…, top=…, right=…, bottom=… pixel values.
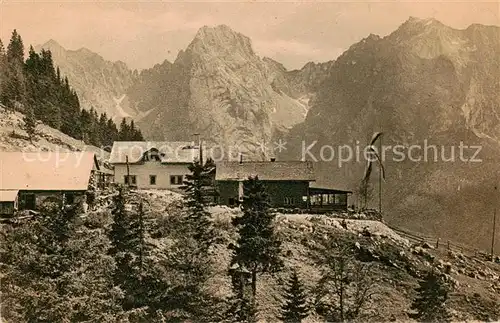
left=0, top=152, right=102, bottom=215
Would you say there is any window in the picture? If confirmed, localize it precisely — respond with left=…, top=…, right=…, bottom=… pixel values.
left=284, top=197, right=295, bottom=205
left=66, top=193, right=75, bottom=205
left=170, top=175, right=183, bottom=185
left=124, top=175, right=137, bottom=185
left=311, top=195, right=321, bottom=206
left=150, top=175, right=157, bottom=185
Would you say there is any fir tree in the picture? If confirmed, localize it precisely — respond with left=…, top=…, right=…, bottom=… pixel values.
left=22, top=104, right=37, bottom=142
left=118, top=118, right=130, bottom=140
left=410, top=271, right=451, bottom=322
left=0, top=39, right=7, bottom=101
left=181, top=157, right=216, bottom=250
left=280, top=270, right=309, bottom=323
left=231, top=176, right=283, bottom=312
left=6, top=29, right=24, bottom=65
left=107, top=188, right=142, bottom=310
left=157, top=157, right=221, bottom=321
left=3, top=29, right=26, bottom=109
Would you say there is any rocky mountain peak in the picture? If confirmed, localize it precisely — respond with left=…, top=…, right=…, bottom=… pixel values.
left=42, top=39, right=64, bottom=49
left=75, top=47, right=97, bottom=57
left=40, top=39, right=66, bottom=57
left=394, top=16, right=448, bottom=37
left=188, top=24, right=255, bottom=59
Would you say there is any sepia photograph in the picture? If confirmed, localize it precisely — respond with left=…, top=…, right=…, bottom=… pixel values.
left=0, top=0, right=499, bottom=322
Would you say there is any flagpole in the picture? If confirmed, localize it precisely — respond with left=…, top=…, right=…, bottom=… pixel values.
left=492, top=183, right=497, bottom=261
left=379, top=134, right=382, bottom=215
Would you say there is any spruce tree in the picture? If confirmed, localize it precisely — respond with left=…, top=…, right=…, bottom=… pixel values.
left=410, top=271, right=451, bottom=322
left=6, top=30, right=24, bottom=65
left=107, top=188, right=142, bottom=310
left=22, top=104, right=37, bottom=142
left=3, top=29, right=26, bottom=110
left=118, top=118, right=130, bottom=140
left=280, top=270, right=309, bottom=323
left=231, top=176, right=283, bottom=312
left=181, top=157, right=216, bottom=250
left=0, top=39, right=7, bottom=101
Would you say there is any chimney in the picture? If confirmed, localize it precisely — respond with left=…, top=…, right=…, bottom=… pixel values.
left=270, top=157, right=276, bottom=162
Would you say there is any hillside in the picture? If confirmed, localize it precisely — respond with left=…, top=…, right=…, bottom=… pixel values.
left=0, top=105, right=108, bottom=157
left=121, top=190, right=500, bottom=321
left=283, top=17, right=500, bottom=251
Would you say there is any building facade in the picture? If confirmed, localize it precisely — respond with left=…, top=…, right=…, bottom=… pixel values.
left=215, top=160, right=351, bottom=212
left=109, top=141, right=200, bottom=189
left=0, top=152, right=103, bottom=216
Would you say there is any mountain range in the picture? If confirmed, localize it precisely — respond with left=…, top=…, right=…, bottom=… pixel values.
left=284, top=17, right=500, bottom=250
left=39, top=26, right=330, bottom=154
left=39, top=17, right=500, bottom=250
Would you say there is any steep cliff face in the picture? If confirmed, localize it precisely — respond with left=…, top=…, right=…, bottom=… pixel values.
left=284, top=18, right=500, bottom=250
left=38, top=40, right=136, bottom=119
left=133, top=25, right=311, bottom=158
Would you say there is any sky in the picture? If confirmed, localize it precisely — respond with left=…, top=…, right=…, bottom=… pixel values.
left=1, top=1, right=499, bottom=71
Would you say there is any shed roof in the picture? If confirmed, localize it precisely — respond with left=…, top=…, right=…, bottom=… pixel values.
left=309, top=186, right=353, bottom=194
left=215, top=161, right=315, bottom=181
left=109, top=141, right=200, bottom=164
left=0, top=152, right=96, bottom=191
left=0, top=190, right=19, bottom=202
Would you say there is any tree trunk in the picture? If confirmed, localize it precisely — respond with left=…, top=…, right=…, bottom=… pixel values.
left=251, top=268, right=257, bottom=306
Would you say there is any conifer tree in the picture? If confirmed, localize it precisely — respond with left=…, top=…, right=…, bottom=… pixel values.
left=280, top=270, right=309, bottom=323
left=0, top=39, right=7, bottom=100
left=231, top=176, right=283, bottom=312
left=181, top=157, right=216, bottom=250
left=3, top=29, right=26, bottom=109
left=107, top=188, right=142, bottom=310
left=118, top=118, right=130, bottom=140
left=410, top=271, right=451, bottom=322
left=22, top=104, right=37, bottom=142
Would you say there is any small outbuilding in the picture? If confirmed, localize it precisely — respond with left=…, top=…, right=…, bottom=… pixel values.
left=0, top=151, right=104, bottom=215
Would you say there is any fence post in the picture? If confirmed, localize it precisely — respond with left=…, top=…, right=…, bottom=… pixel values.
left=436, top=238, right=440, bottom=249
left=447, top=240, right=450, bottom=250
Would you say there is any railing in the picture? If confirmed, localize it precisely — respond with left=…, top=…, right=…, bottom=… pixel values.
left=387, top=224, right=492, bottom=260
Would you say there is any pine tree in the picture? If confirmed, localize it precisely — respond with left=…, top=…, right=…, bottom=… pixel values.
left=118, top=118, right=130, bottom=140
left=181, top=158, right=216, bottom=250
left=0, top=39, right=7, bottom=102
left=280, top=270, right=309, bottom=323
left=6, top=30, right=24, bottom=65
left=107, top=188, right=142, bottom=310
left=3, top=29, right=26, bottom=110
left=410, top=271, right=451, bottom=322
left=22, top=104, right=37, bottom=142
left=231, top=176, right=283, bottom=313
